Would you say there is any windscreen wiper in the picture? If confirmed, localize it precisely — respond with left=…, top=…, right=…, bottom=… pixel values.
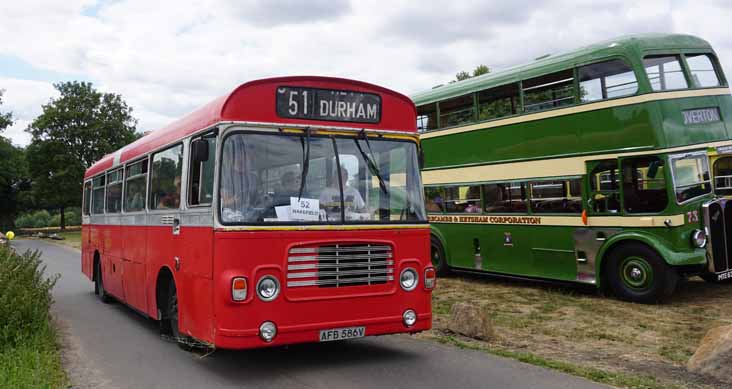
left=298, top=128, right=311, bottom=200
left=355, top=129, right=388, bottom=195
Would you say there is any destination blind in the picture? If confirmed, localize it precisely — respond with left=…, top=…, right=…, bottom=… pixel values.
left=276, top=86, right=381, bottom=123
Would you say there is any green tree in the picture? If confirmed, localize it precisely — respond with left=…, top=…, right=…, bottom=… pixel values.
left=0, top=90, right=28, bottom=231
left=451, top=65, right=491, bottom=83
left=26, top=81, right=140, bottom=229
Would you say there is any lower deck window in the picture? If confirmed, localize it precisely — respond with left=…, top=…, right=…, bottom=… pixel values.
left=623, top=157, right=668, bottom=212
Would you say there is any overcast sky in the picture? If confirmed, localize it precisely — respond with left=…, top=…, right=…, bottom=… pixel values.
left=1, top=0, right=731, bottom=147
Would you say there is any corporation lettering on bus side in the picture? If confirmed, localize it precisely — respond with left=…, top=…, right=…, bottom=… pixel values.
left=428, top=215, right=541, bottom=225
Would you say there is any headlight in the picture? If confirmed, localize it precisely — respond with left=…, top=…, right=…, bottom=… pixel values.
left=400, top=268, right=418, bottom=291
left=691, top=229, right=707, bottom=248
left=403, top=309, right=417, bottom=327
left=256, top=276, right=280, bottom=301
left=259, top=321, right=277, bottom=342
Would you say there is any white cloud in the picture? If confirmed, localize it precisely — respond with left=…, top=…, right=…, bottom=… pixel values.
left=0, top=78, right=58, bottom=146
left=0, top=0, right=731, bottom=147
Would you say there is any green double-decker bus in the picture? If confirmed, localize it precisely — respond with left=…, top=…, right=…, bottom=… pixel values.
left=414, top=33, right=732, bottom=303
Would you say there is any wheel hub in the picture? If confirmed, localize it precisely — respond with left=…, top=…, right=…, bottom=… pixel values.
left=621, top=257, right=653, bottom=290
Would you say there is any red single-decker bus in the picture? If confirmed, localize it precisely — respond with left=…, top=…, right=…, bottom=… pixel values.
left=81, top=76, right=433, bottom=349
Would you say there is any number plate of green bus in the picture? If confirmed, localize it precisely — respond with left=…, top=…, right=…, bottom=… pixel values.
left=319, top=326, right=365, bottom=342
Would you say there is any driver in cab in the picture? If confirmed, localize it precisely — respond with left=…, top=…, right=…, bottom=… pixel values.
left=319, top=166, right=366, bottom=220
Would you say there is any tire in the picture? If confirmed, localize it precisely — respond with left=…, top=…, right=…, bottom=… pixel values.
left=431, top=236, right=450, bottom=276
left=605, top=242, right=678, bottom=304
left=164, top=281, right=195, bottom=351
left=95, top=260, right=113, bottom=304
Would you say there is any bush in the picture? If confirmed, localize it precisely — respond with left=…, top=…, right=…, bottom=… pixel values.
left=0, top=245, right=58, bottom=347
left=0, top=245, right=65, bottom=387
left=14, top=209, right=81, bottom=229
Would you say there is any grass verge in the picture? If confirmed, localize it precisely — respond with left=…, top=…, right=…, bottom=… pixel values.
left=420, top=275, right=731, bottom=388
left=0, top=244, right=66, bottom=388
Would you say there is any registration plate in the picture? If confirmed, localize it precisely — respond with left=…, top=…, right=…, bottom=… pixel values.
left=717, top=269, right=732, bottom=281
left=319, top=326, right=365, bottom=342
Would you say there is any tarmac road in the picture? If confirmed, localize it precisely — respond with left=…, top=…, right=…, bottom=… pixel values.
left=14, top=239, right=606, bottom=389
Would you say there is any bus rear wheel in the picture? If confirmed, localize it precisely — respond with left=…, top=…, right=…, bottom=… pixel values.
left=431, top=236, right=450, bottom=276
left=94, top=260, right=113, bottom=304
left=606, top=243, right=678, bottom=304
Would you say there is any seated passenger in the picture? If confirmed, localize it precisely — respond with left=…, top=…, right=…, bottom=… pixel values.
left=274, top=171, right=302, bottom=206
left=158, top=176, right=181, bottom=209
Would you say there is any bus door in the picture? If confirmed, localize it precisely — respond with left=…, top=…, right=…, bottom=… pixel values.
left=576, top=160, right=623, bottom=284
left=175, top=133, right=217, bottom=340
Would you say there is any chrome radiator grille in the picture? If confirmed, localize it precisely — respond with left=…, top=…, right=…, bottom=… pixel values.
left=287, top=244, right=394, bottom=288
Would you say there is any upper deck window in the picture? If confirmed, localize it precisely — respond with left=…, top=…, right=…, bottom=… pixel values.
left=416, top=103, right=438, bottom=132
left=686, top=54, right=720, bottom=88
left=522, top=69, right=575, bottom=113
left=477, top=83, right=519, bottom=121
left=644, top=55, right=688, bottom=91
left=579, top=59, right=638, bottom=102
left=439, top=94, right=475, bottom=128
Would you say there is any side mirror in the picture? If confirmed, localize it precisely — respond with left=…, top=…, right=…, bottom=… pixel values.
left=191, top=139, right=209, bottom=163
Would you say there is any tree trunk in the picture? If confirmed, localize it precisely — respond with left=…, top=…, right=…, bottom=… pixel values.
left=60, top=206, right=65, bottom=230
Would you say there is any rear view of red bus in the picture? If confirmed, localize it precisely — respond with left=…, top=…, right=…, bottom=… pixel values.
left=80, top=76, right=433, bottom=349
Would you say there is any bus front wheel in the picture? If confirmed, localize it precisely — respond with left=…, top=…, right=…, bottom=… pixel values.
left=431, top=236, right=450, bottom=276
left=605, top=243, right=678, bottom=304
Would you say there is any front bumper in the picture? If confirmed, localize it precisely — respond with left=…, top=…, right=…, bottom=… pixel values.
left=214, top=312, right=432, bottom=349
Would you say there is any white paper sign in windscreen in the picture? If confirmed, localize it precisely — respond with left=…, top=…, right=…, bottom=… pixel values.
left=290, top=197, right=320, bottom=221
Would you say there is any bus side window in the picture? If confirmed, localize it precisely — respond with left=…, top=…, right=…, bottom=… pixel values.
left=150, top=144, right=183, bottom=210
left=589, top=161, right=620, bottom=214
left=621, top=156, right=667, bottom=213
left=529, top=179, right=582, bottom=214
left=685, top=54, right=721, bottom=88
left=522, top=69, right=575, bottom=113
left=444, top=185, right=481, bottom=213
left=425, top=187, right=445, bottom=213
left=124, top=158, right=148, bottom=212
left=643, top=55, right=688, bottom=91
left=579, top=59, right=638, bottom=102
left=189, top=134, right=217, bottom=206
left=483, top=182, right=527, bottom=213
left=91, top=175, right=106, bottom=214
left=477, top=83, right=519, bottom=121
left=83, top=181, right=92, bottom=216
left=105, top=169, right=123, bottom=213
left=416, top=103, right=438, bottom=132
left=439, top=94, right=475, bottom=128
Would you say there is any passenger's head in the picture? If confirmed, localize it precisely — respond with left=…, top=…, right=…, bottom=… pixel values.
left=281, top=171, right=300, bottom=191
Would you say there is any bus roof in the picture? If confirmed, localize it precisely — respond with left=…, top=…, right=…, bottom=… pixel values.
left=412, top=33, right=714, bottom=106
left=85, top=76, right=417, bottom=179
